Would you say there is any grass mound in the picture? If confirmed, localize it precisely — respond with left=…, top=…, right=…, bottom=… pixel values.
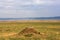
left=18, top=27, right=40, bottom=37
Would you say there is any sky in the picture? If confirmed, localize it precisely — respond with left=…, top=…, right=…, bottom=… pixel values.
left=0, top=0, right=60, bottom=18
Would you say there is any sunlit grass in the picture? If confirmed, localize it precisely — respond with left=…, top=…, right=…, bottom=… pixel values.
left=0, top=22, right=60, bottom=40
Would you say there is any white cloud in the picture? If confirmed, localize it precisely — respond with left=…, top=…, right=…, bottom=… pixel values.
left=31, top=0, right=59, bottom=5
left=0, top=0, right=60, bottom=18
left=5, top=0, right=15, bottom=2
left=14, top=0, right=60, bottom=6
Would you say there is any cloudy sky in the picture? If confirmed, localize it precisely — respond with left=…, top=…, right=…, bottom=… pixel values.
left=0, top=0, right=60, bottom=18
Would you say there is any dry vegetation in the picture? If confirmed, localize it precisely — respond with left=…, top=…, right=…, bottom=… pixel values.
left=0, top=20, right=60, bottom=40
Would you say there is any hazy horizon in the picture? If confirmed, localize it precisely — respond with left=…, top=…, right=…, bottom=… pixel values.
left=0, top=0, right=60, bottom=18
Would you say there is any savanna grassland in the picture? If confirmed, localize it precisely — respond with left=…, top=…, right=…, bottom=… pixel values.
left=0, top=20, right=60, bottom=40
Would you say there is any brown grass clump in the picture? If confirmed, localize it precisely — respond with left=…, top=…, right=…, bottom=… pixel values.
left=18, top=27, right=40, bottom=36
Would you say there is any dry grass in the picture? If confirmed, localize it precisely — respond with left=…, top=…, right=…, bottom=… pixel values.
left=0, top=20, right=60, bottom=40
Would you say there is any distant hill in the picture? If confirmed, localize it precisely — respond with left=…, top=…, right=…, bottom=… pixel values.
left=30, top=16, right=60, bottom=20
left=0, top=16, right=60, bottom=20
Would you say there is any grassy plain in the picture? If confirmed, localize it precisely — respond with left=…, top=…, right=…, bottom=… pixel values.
left=0, top=20, right=60, bottom=40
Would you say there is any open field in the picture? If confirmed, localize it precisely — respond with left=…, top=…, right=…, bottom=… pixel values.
left=0, top=20, right=60, bottom=40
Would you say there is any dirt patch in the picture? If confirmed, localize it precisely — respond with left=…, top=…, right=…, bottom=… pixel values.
left=0, top=32, right=17, bottom=37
